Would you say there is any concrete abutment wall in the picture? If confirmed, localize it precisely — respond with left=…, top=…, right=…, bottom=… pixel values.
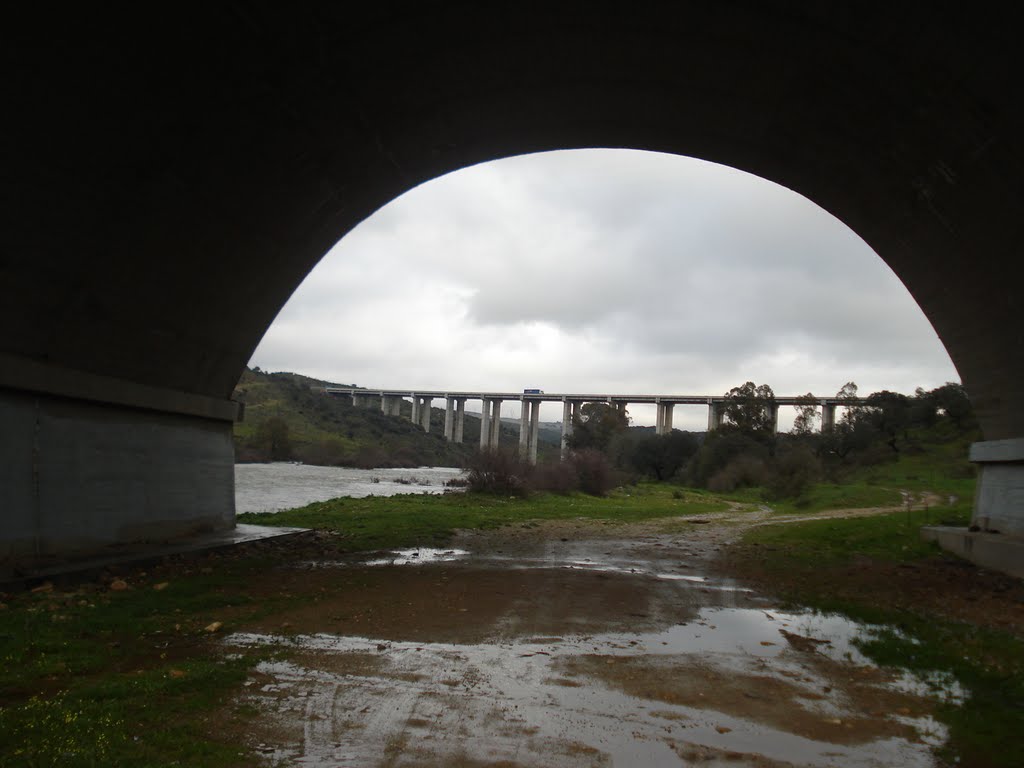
left=0, top=388, right=235, bottom=572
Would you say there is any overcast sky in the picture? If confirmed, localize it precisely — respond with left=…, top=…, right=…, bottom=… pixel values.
left=249, top=149, right=958, bottom=430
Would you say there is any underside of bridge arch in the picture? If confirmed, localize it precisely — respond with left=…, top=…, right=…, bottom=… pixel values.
left=2, top=4, right=1022, bottom=568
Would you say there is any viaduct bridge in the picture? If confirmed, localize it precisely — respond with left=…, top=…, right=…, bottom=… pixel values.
left=3, top=6, right=1022, bottom=576
left=331, top=388, right=861, bottom=462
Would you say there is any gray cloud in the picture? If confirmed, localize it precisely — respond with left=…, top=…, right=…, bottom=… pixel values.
left=250, top=149, right=958, bottom=428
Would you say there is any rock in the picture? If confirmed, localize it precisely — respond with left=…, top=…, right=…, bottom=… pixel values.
left=204, top=621, right=223, bottom=633
left=715, top=725, right=732, bottom=734
left=110, top=580, right=129, bottom=591
left=153, top=582, right=169, bottom=591
left=31, top=582, right=54, bottom=594
left=169, top=669, right=186, bottom=679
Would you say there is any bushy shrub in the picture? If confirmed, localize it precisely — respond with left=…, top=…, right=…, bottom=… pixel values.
left=569, top=449, right=617, bottom=497
left=707, top=455, right=768, bottom=492
left=689, top=429, right=769, bottom=488
left=763, top=446, right=821, bottom=501
left=466, top=449, right=530, bottom=496
left=528, top=459, right=579, bottom=495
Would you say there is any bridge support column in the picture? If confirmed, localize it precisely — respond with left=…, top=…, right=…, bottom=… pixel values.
left=454, top=399, right=465, bottom=443
left=820, top=401, right=836, bottom=431
left=529, top=400, right=541, bottom=465
left=518, top=400, right=530, bottom=457
left=922, top=438, right=1024, bottom=579
left=420, top=398, right=432, bottom=432
left=707, top=400, right=723, bottom=431
left=0, top=372, right=237, bottom=569
left=969, top=440, right=1024, bottom=538
left=479, top=398, right=491, bottom=450
left=769, top=404, right=779, bottom=435
left=444, top=397, right=455, bottom=441
left=655, top=399, right=664, bottom=435
left=561, top=399, right=573, bottom=460
left=489, top=399, right=503, bottom=450
left=656, top=402, right=674, bottom=435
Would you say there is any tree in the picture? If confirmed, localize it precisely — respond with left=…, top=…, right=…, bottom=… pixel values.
left=836, top=382, right=864, bottom=427
left=791, top=392, right=819, bottom=436
left=820, top=382, right=870, bottom=459
left=722, top=381, right=777, bottom=436
left=864, top=390, right=912, bottom=452
left=628, top=431, right=699, bottom=481
left=253, top=416, right=292, bottom=461
left=931, top=382, right=974, bottom=430
left=567, top=402, right=629, bottom=453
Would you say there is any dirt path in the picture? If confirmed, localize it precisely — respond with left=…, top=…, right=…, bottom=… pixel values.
left=212, top=504, right=960, bottom=767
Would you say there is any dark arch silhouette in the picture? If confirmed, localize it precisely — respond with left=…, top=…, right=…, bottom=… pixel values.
left=3, top=5, right=1021, bottom=565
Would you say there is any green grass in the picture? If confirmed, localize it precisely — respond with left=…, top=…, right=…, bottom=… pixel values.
left=733, top=507, right=1023, bottom=768
left=741, top=504, right=972, bottom=566
left=238, top=483, right=732, bottom=552
left=722, top=481, right=905, bottom=514
left=0, top=560, right=295, bottom=767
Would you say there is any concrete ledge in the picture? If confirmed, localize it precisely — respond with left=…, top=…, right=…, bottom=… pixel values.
left=922, top=526, right=1024, bottom=579
left=2, top=524, right=310, bottom=586
left=0, top=352, right=241, bottom=423
left=969, top=438, right=1024, bottom=463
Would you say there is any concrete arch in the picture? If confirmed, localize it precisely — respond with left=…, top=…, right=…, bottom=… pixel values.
left=3, top=5, right=1022, bottom=562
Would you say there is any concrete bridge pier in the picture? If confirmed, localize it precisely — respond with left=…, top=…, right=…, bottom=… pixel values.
left=922, top=439, right=1024, bottom=578
left=419, top=398, right=432, bottom=432
left=488, top=399, right=503, bottom=450
left=561, top=399, right=574, bottom=460
left=529, top=400, right=541, bottom=464
left=410, top=396, right=420, bottom=427
left=655, top=401, right=674, bottom=435
left=518, top=400, right=530, bottom=457
left=0, top=361, right=239, bottom=567
left=444, top=397, right=455, bottom=441
left=454, top=399, right=466, bottom=443
left=769, top=404, right=779, bottom=434
left=518, top=400, right=542, bottom=464
left=479, top=399, right=491, bottom=449
left=707, top=400, right=724, bottom=431
left=820, top=401, right=836, bottom=431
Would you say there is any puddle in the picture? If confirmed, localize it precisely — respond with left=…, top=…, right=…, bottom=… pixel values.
left=225, top=604, right=952, bottom=766
left=228, top=606, right=946, bottom=768
left=216, top=526, right=956, bottom=766
left=363, top=548, right=470, bottom=566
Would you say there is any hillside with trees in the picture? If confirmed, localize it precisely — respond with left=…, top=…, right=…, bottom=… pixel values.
left=231, top=368, right=560, bottom=467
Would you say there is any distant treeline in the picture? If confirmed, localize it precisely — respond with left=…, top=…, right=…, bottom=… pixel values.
left=562, top=381, right=978, bottom=502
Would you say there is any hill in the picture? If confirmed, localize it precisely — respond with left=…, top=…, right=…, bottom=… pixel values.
left=231, top=368, right=558, bottom=467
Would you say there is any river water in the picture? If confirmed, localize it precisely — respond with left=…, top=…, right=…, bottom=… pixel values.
left=234, top=463, right=466, bottom=514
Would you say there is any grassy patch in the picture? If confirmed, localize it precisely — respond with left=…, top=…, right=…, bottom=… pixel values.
left=728, top=507, right=1023, bottom=768
left=722, top=482, right=904, bottom=514
left=741, top=504, right=972, bottom=567
left=0, top=560, right=296, bottom=767
left=238, top=484, right=732, bottom=552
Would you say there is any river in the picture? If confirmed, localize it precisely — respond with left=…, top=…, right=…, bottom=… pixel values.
left=234, top=463, right=466, bottom=514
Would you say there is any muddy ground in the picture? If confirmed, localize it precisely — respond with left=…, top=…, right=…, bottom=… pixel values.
left=196, top=506, right=1016, bottom=767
